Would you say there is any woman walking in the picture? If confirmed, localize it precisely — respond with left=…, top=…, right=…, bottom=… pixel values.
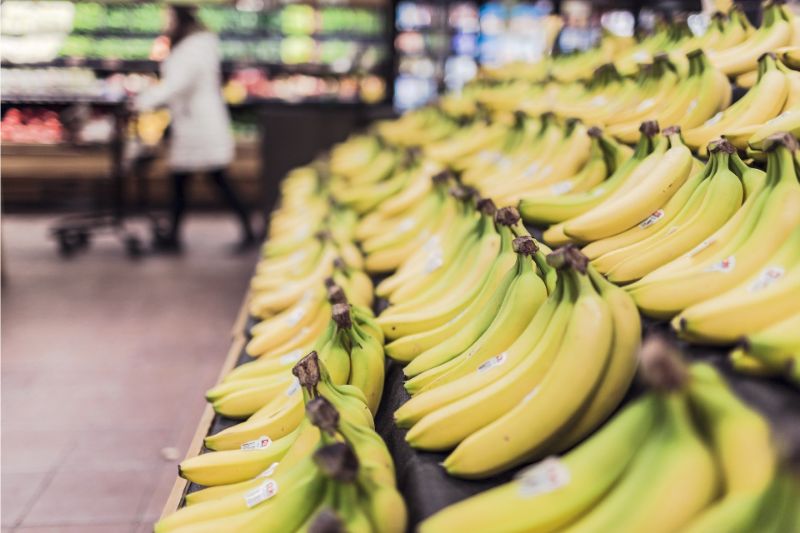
left=136, top=5, right=255, bottom=252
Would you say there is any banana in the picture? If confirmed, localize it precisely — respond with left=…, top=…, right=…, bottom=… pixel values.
left=565, top=394, right=717, bottom=533
left=564, top=127, right=693, bottom=242
left=210, top=374, right=297, bottom=419
left=355, top=160, right=441, bottom=242
left=740, top=312, right=800, bottom=381
left=681, top=363, right=776, bottom=533
left=330, top=135, right=380, bottom=176
left=749, top=107, right=800, bottom=149
left=246, top=303, right=329, bottom=358
left=708, top=4, right=792, bottom=76
left=179, top=426, right=300, bottom=486
left=346, top=314, right=386, bottom=415
left=442, top=261, right=613, bottom=477
left=674, top=224, right=800, bottom=343
left=459, top=114, right=531, bottom=187
left=751, top=471, right=800, bottom=533
left=417, top=395, right=659, bottom=533
left=361, top=188, right=443, bottom=254
left=155, top=451, right=323, bottom=533
left=204, top=384, right=306, bottom=451
left=545, top=267, right=640, bottom=452
left=425, top=120, right=509, bottom=165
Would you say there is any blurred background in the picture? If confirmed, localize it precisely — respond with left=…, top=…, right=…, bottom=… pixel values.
left=1, top=0, right=743, bottom=532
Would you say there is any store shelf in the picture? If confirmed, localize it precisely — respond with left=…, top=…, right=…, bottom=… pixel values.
left=67, top=28, right=386, bottom=43
left=1, top=94, right=125, bottom=105
left=2, top=58, right=386, bottom=77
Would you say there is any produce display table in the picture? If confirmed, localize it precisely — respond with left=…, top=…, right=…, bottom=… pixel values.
left=162, top=269, right=800, bottom=526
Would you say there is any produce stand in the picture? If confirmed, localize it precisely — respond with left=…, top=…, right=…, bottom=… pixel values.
left=161, top=232, right=800, bottom=526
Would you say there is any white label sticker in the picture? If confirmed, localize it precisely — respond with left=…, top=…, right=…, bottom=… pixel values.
left=704, top=255, right=736, bottom=273
left=550, top=181, right=573, bottom=196
left=749, top=266, right=785, bottom=292
left=256, top=462, right=279, bottom=478
left=241, top=436, right=272, bottom=451
left=285, top=306, right=306, bottom=326
left=398, top=218, right=415, bottom=232
left=285, top=378, right=301, bottom=396
left=244, top=479, right=278, bottom=508
left=688, top=238, right=715, bottom=258
left=704, top=111, right=724, bottom=127
left=590, top=95, right=608, bottom=106
left=478, top=150, right=502, bottom=163
left=517, top=457, right=571, bottom=497
left=497, top=157, right=513, bottom=171
left=478, top=352, right=508, bottom=373
left=279, top=350, right=303, bottom=365
left=424, top=254, right=444, bottom=274
left=423, top=235, right=441, bottom=252
left=523, top=161, right=541, bottom=177
left=635, top=98, right=655, bottom=112
left=288, top=327, right=310, bottom=344
left=537, top=165, right=554, bottom=180
left=639, top=210, right=664, bottom=229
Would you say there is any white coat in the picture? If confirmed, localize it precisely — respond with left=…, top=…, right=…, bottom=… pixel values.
left=136, top=32, right=234, bottom=171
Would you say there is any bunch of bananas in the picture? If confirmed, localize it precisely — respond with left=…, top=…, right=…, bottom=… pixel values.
left=708, top=1, right=797, bottom=77
left=541, top=124, right=699, bottom=246
left=158, top=353, right=405, bottom=533
left=518, top=121, right=661, bottom=225
left=353, top=165, right=466, bottom=274
left=394, top=244, right=640, bottom=479
left=629, top=134, right=800, bottom=319
left=203, top=301, right=383, bottom=451
left=581, top=137, right=751, bottom=284
left=209, top=290, right=384, bottom=419
left=420, top=337, right=799, bottom=533
left=248, top=166, right=372, bottom=322
left=463, top=118, right=633, bottom=207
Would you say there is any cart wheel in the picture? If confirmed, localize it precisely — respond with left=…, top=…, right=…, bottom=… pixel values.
left=76, top=231, right=90, bottom=249
left=57, top=234, right=76, bottom=257
left=125, top=236, right=143, bottom=258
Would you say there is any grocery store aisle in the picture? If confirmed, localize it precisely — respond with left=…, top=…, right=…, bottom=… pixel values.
left=1, top=215, right=258, bottom=533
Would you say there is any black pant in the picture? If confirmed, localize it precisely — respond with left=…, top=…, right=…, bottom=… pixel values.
left=169, top=168, right=253, bottom=242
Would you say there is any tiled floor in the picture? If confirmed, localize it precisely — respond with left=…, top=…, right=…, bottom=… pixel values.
left=1, top=214, right=258, bottom=532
